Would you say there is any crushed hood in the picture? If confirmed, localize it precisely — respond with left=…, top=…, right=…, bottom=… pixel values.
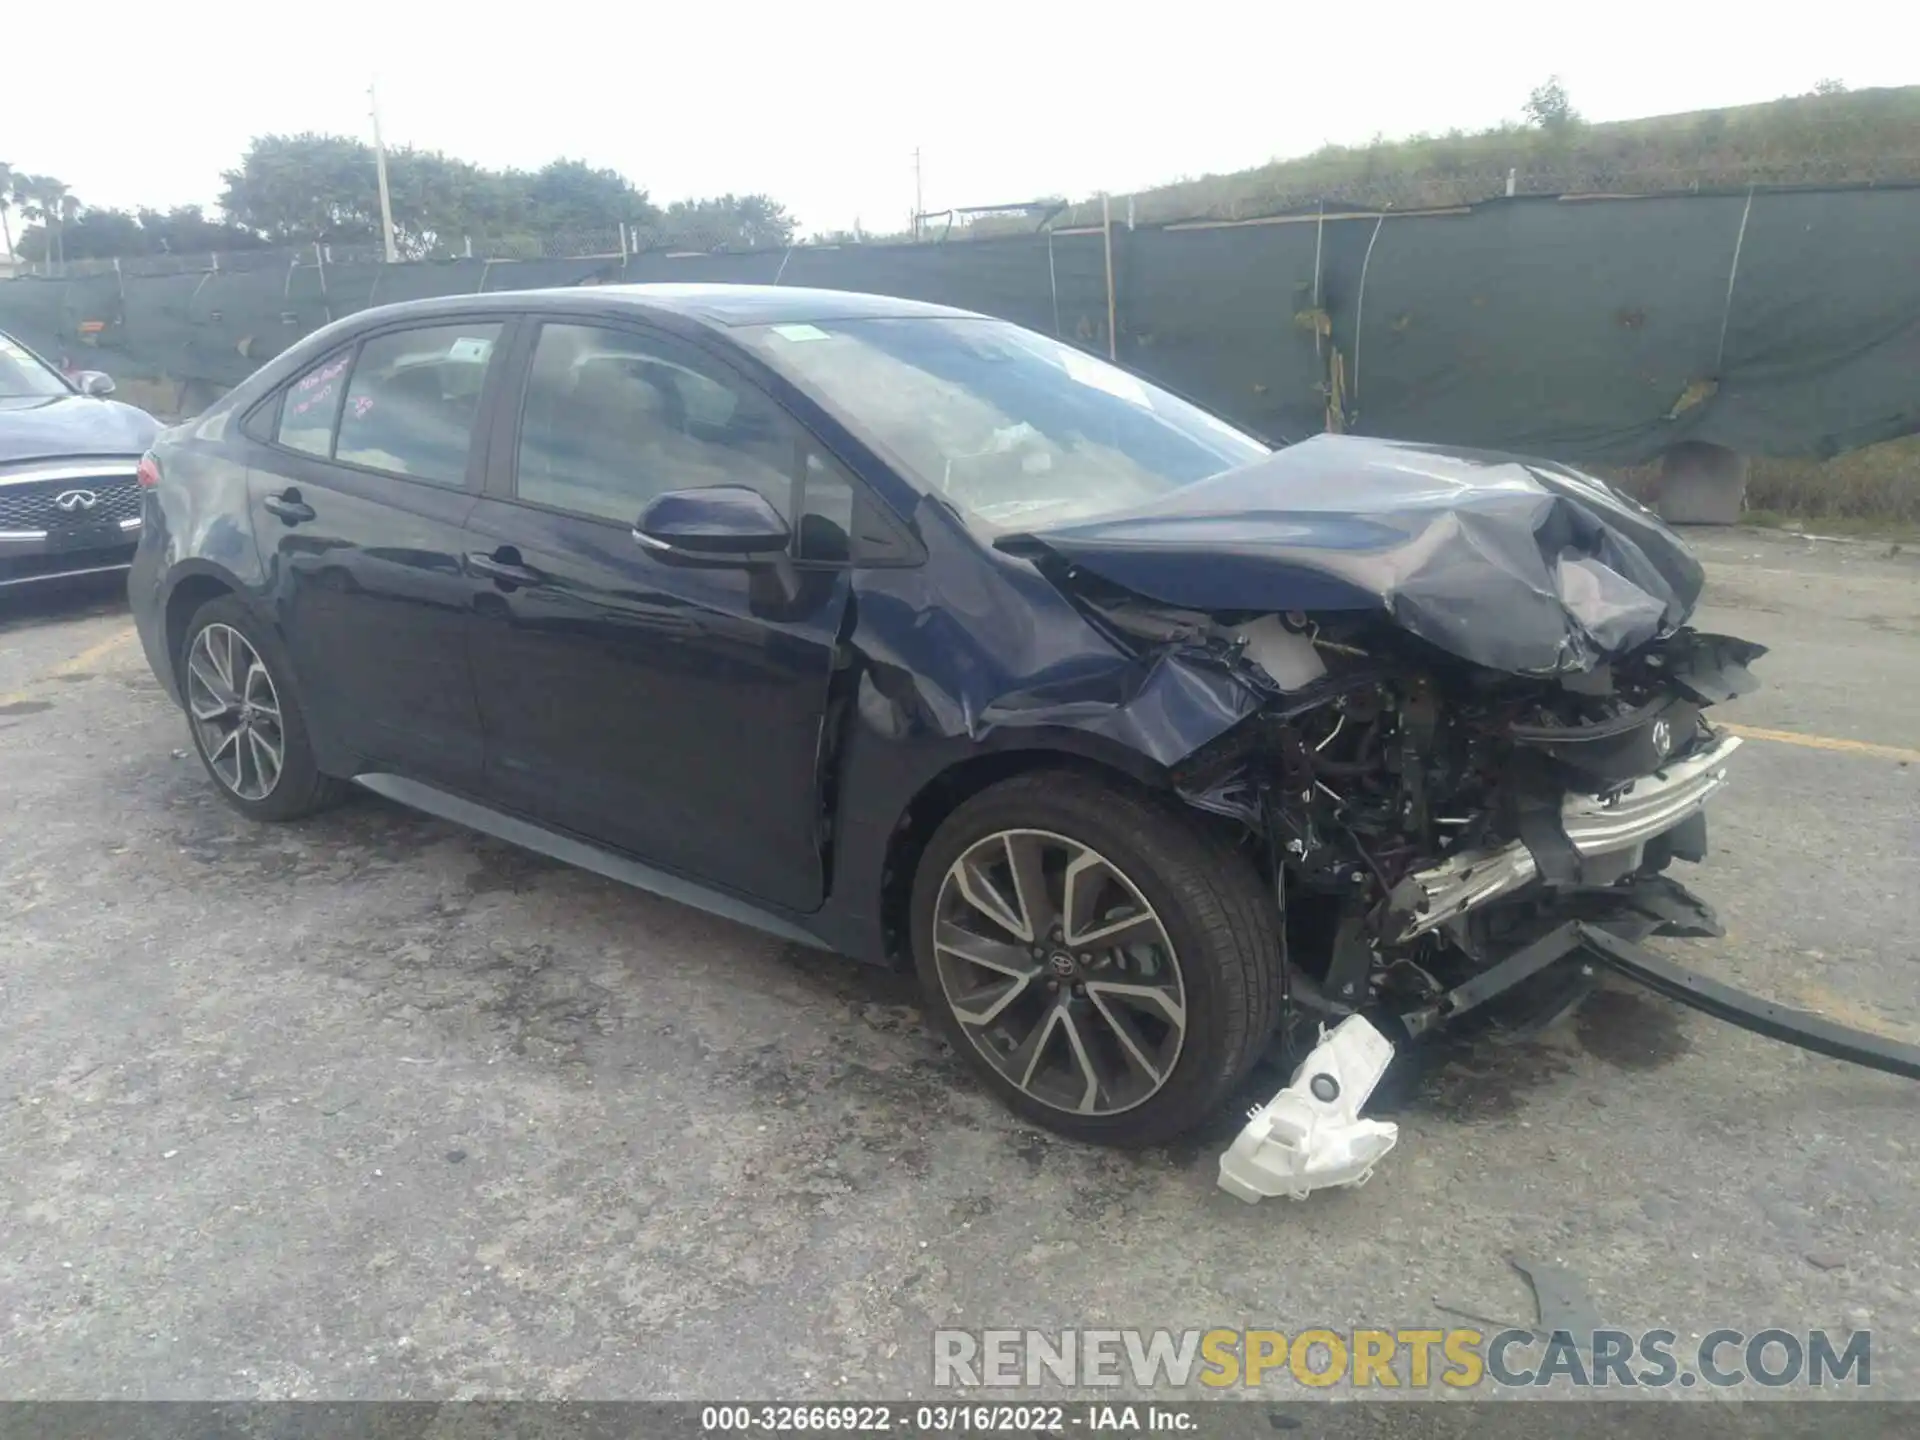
left=999, top=435, right=1705, bottom=676
left=0, top=394, right=162, bottom=466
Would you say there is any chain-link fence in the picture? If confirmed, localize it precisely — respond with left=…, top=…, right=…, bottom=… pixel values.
left=9, top=219, right=817, bottom=279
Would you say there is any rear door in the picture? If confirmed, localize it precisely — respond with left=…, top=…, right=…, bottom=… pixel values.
left=245, top=319, right=510, bottom=787
left=463, top=316, right=867, bottom=911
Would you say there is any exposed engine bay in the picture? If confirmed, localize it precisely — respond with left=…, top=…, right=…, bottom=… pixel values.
left=992, top=437, right=1919, bottom=1195
left=1074, top=585, right=1765, bottom=1031
left=1068, top=587, right=1920, bottom=1202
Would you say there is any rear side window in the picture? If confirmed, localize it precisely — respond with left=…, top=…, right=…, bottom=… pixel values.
left=275, top=350, right=352, bottom=457
left=332, top=324, right=502, bottom=487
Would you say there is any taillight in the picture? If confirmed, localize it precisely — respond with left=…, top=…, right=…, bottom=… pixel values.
left=136, top=454, right=161, bottom=489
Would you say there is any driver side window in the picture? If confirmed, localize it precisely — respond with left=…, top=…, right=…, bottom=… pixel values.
left=514, top=323, right=798, bottom=528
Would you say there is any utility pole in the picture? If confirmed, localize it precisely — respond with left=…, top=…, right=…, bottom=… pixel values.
left=1101, top=193, right=1117, bottom=361
left=369, top=81, right=399, bottom=263
left=913, top=147, right=923, bottom=241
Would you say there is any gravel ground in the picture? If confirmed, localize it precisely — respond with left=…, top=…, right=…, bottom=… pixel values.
left=1, top=526, right=1915, bottom=1403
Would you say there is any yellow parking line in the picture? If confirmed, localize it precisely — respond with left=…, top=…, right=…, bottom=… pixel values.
left=0, top=624, right=136, bottom=709
left=1721, top=722, right=1920, bottom=765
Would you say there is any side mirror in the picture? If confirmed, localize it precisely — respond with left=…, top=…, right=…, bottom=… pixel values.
left=76, top=370, right=116, bottom=397
left=633, top=485, right=791, bottom=565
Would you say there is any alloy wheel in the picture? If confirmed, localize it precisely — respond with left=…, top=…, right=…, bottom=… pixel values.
left=931, top=828, right=1187, bottom=1116
left=186, top=623, right=286, bottom=802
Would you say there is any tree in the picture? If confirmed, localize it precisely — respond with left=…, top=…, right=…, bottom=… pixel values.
left=58, top=207, right=143, bottom=259
left=523, top=158, right=655, bottom=239
left=219, top=133, right=386, bottom=245
left=381, top=149, right=504, bottom=256
left=1811, top=78, right=1848, bottom=96
left=134, top=205, right=270, bottom=255
left=1523, top=76, right=1581, bottom=132
left=13, top=199, right=273, bottom=262
left=217, top=136, right=660, bottom=256
left=657, top=193, right=797, bottom=250
left=10, top=175, right=43, bottom=255
left=2, top=135, right=793, bottom=264
left=13, top=175, right=76, bottom=268
left=68, top=205, right=270, bottom=260
left=43, top=179, right=75, bottom=267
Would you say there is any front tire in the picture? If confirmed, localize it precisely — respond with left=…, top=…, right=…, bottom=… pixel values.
left=910, top=770, right=1284, bottom=1147
left=179, top=596, right=344, bottom=822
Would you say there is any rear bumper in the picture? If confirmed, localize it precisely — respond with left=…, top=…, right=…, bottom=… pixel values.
left=1389, top=734, right=1743, bottom=941
left=126, top=519, right=180, bottom=706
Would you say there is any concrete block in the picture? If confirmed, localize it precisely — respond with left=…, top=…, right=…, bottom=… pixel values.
left=1656, top=442, right=1748, bottom=525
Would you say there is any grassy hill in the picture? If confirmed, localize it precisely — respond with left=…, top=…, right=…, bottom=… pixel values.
left=1085, top=84, right=1920, bottom=530
left=1028, top=84, right=1920, bottom=228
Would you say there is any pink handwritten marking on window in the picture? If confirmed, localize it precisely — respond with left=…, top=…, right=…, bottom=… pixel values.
left=297, top=358, right=350, bottom=392
left=352, top=396, right=375, bottom=417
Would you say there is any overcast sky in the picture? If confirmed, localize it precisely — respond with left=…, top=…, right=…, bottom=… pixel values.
left=6, top=0, right=1910, bottom=236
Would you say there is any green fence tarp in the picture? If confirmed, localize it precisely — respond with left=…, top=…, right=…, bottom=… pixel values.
left=5, top=184, right=1917, bottom=464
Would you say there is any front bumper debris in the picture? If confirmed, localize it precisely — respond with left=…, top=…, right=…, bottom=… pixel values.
left=1400, top=918, right=1920, bottom=1081
left=1389, top=734, right=1743, bottom=940
left=1225, top=897, right=1920, bottom=1205
left=1218, top=1015, right=1400, bottom=1203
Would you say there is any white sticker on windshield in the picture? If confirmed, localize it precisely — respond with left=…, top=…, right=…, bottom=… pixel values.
left=1060, top=348, right=1151, bottom=407
left=770, top=323, right=832, bottom=343
left=447, top=337, right=493, bottom=363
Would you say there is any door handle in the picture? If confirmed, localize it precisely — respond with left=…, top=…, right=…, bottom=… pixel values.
left=263, top=490, right=316, bottom=524
left=466, top=550, right=544, bottom=588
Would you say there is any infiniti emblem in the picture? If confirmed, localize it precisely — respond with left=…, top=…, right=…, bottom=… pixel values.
left=1650, top=717, right=1672, bottom=758
left=54, top=489, right=99, bottom=512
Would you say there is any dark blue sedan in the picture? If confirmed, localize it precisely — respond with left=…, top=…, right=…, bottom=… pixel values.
left=127, top=284, right=1757, bottom=1145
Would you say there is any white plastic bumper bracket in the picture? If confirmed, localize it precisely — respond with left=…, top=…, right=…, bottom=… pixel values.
left=1217, top=1014, right=1400, bottom=1203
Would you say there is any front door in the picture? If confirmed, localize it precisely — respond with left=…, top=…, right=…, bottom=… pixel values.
left=465, top=318, right=853, bottom=912
left=246, top=320, right=507, bottom=787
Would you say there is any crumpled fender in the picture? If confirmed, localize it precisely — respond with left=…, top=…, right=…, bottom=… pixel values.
left=812, top=502, right=1271, bottom=963
left=844, top=504, right=1264, bottom=773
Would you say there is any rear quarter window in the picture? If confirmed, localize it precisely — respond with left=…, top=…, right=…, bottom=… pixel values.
left=275, top=350, right=352, bottom=457
left=332, top=325, right=502, bottom=487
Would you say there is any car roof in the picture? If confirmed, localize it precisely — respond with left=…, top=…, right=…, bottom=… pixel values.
left=345, top=283, right=982, bottom=330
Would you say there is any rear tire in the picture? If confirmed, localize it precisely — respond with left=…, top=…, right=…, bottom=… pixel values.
left=910, top=770, right=1283, bottom=1147
left=178, top=595, right=345, bottom=822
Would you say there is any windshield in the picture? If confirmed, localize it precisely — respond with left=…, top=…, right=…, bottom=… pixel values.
left=738, top=316, right=1269, bottom=529
left=0, top=332, right=72, bottom=399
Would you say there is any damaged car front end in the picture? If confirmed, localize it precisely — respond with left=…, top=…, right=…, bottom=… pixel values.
left=732, top=305, right=1920, bottom=1176
left=1001, top=437, right=1758, bottom=1020
left=1163, top=612, right=1757, bottom=1022
left=990, top=435, right=1912, bottom=1192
